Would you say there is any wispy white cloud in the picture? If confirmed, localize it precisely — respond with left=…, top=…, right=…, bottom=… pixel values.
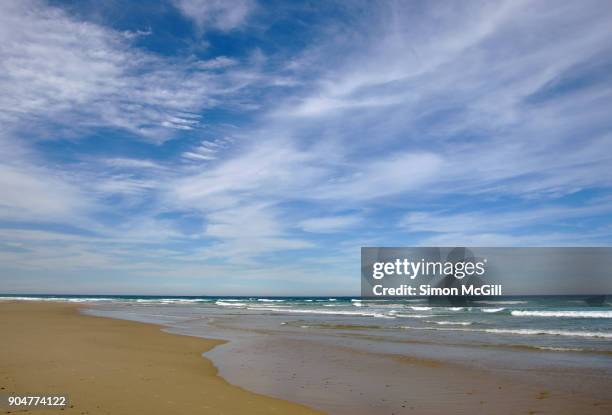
left=400, top=198, right=612, bottom=247
left=300, top=215, right=361, bottom=233
left=172, top=0, right=254, bottom=31
left=0, top=0, right=268, bottom=143
left=101, top=158, right=165, bottom=170
left=0, top=130, right=90, bottom=223
left=201, top=203, right=313, bottom=262
left=0, top=163, right=88, bottom=221
left=401, top=202, right=612, bottom=234
left=181, top=137, right=234, bottom=162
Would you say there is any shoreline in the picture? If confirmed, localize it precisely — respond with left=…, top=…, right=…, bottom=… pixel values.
left=88, top=300, right=612, bottom=415
left=0, top=301, right=321, bottom=415
left=2, top=300, right=611, bottom=415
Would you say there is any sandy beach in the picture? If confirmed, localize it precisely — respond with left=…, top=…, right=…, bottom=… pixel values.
left=0, top=301, right=320, bottom=415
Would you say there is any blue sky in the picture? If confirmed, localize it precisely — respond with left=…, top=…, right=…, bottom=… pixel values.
left=1, top=0, right=611, bottom=295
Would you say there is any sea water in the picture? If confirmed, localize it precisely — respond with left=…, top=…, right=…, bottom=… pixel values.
left=2, top=294, right=611, bottom=354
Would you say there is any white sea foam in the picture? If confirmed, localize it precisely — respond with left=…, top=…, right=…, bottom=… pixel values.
left=511, top=310, right=612, bottom=318
left=429, top=321, right=472, bottom=326
left=393, top=314, right=428, bottom=318
left=257, top=299, right=285, bottom=302
left=179, top=298, right=212, bottom=302
left=140, top=298, right=211, bottom=304
left=400, top=326, right=612, bottom=338
left=0, top=296, right=50, bottom=301
left=0, top=296, right=116, bottom=302
left=245, top=306, right=394, bottom=318
left=474, top=301, right=527, bottom=305
left=482, top=307, right=505, bottom=313
left=216, top=301, right=247, bottom=307
left=484, top=328, right=612, bottom=338
left=410, top=306, right=432, bottom=311
left=252, top=303, right=291, bottom=308
left=533, top=346, right=584, bottom=352
left=445, top=307, right=464, bottom=311
left=365, top=303, right=407, bottom=309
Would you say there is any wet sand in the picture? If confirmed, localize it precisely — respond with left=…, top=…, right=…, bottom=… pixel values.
left=0, top=301, right=321, bottom=415
left=203, top=321, right=612, bottom=415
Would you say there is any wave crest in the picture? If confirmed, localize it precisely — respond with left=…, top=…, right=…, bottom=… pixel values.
left=511, top=310, right=612, bottom=318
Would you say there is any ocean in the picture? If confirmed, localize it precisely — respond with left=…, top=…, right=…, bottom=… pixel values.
left=2, top=294, right=610, bottom=353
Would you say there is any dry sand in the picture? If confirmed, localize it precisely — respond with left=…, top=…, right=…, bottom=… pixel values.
left=0, top=301, right=321, bottom=415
